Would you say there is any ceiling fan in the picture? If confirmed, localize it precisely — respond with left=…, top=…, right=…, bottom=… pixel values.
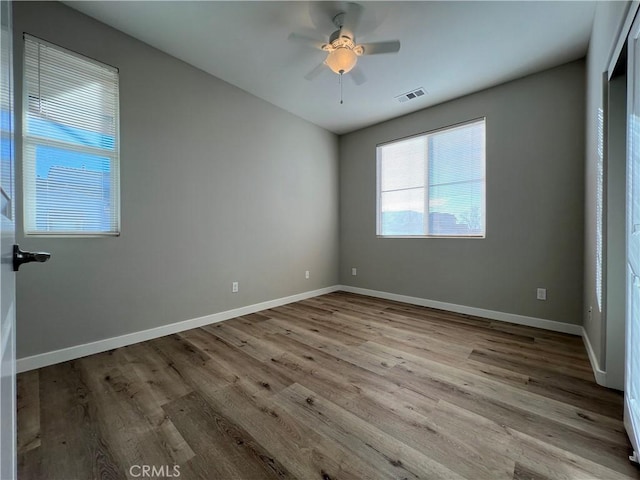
left=288, top=2, right=401, bottom=86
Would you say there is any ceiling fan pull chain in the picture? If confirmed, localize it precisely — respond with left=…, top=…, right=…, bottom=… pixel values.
left=340, top=73, right=344, bottom=105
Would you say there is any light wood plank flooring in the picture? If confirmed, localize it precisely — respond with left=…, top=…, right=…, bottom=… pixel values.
left=17, top=292, right=640, bottom=479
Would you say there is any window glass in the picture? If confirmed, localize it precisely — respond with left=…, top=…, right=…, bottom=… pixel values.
left=23, top=35, right=119, bottom=236
left=377, top=119, right=485, bottom=237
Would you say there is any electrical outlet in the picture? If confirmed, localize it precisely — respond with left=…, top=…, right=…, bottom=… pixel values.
left=536, top=288, right=547, bottom=301
left=305, top=270, right=310, bottom=279
left=232, top=282, right=239, bottom=293
left=351, top=267, right=357, bottom=276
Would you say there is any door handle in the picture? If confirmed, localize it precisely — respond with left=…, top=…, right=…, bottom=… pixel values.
left=13, top=244, right=50, bottom=271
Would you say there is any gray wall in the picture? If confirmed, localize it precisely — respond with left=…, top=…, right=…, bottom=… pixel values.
left=583, top=0, right=629, bottom=374
left=340, top=60, right=585, bottom=325
left=14, top=2, right=339, bottom=359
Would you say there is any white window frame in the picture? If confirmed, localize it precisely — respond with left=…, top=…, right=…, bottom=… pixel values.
left=376, top=118, right=486, bottom=239
left=22, top=34, right=120, bottom=237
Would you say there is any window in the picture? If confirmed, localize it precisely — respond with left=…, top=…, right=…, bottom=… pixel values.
left=23, top=35, right=120, bottom=236
left=377, top=118, right=485, bottom=237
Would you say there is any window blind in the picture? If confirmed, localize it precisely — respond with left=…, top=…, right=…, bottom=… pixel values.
left=377, top=119, right=485, bottom=237
left=23, top=35, right=120, bottom=235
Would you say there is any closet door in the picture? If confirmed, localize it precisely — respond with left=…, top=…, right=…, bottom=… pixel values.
left=624, top=11, right=640, bottom=462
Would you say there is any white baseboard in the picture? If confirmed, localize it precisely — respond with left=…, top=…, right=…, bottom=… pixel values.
left=582, top=327, right=607, bottom=386
left=340, top=286, right=612, bottom=385
left=16, top=285, right=341, bottom=373
left=17, top=284, right=591, bottom=375
left=339, top=285, right=583, bottom=336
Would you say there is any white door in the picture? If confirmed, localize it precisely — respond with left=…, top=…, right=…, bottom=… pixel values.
left=625, top=13, right=640, bottom=462
left=0, top=0, right=15, bottom=478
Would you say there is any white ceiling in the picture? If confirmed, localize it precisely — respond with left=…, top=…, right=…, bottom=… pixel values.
left=65, top=1, right=596, bottom=135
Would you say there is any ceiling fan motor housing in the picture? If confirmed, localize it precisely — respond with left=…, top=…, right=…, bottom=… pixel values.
left=328, top=28, right=355, bottom=48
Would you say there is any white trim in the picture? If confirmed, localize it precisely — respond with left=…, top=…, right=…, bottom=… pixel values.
left=339, top=285, right=583, bottom=336
left=18, top=285, right=595, bottom=378
left=16, top=286, right=341, bottom=373
left=339, top=286, right=616, bottom=384
left=582, top=327, right=608, bottom=386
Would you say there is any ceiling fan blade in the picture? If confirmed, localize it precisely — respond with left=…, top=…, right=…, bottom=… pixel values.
left=288, top=33, right=326, bottom=50
left=341, top=2, right=363, bottom=37
left=359, top=40, right=401, bottom=55
left=349, top=65, right=367, bottom=85
left=304, top=61, right=328, bottom=81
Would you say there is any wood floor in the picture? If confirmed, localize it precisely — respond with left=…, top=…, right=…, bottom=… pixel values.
left=16, top=292, right=639, bottom=480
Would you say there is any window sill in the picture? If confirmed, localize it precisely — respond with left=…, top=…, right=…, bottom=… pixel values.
left=24, top=232, right=120, bottom=238
left=377, top=235, right=485, bottom=239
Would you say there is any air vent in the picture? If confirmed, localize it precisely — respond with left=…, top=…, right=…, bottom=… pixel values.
left=395, top=87, right=427, bottom=103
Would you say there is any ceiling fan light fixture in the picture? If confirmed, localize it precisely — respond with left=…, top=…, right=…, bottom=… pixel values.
left=325, top=47, right=357, bottom=74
